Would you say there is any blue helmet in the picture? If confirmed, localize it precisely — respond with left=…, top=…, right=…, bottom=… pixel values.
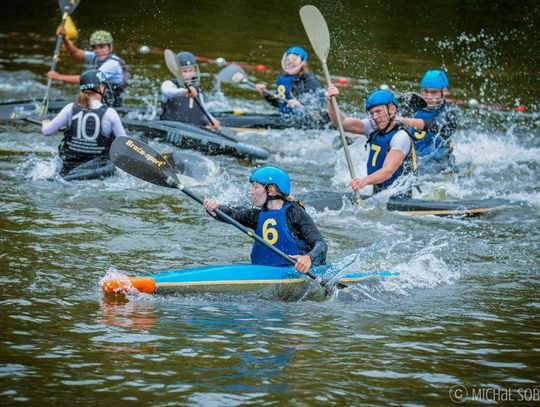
left=421, top=69, right=449, bottom=89
left=249, top=166, right=290, bottom=196
left=365, top=89, right=399, bottom=111
left=285, top=46, right=308, bottom=62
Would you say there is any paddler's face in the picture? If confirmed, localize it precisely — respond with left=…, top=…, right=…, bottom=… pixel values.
left=92, top=44, right=111, bottom=61
left=250, top=182, right=268, bottom=207
left=182, top=66, right=197, bottom=82
left=421, top=88, right=447, bottom=108
left=284, top=53, right=303, bottom=74
left=369, top=105, right=395, bottom=130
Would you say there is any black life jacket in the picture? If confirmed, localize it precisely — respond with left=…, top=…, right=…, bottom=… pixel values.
left=160, top=80, right=207, bottom=125
left=59, top=104, right=112, bottom=165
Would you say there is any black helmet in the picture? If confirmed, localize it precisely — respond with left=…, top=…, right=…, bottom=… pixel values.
left=176, top=51, right=197, bottom=67
left=79, top=69, right=107, bottom=91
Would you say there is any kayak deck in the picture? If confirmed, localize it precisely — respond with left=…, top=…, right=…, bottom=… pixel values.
left=101, top=264, right=399, bottom=295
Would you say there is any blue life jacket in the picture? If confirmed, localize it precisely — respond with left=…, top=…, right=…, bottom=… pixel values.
left=366, top=127, right=415, bottom=193
left=276, top=74, right=298, bottom=114
left=251, top=203, right=307, bottom=266
left=411, top=108, right=451, bottom=161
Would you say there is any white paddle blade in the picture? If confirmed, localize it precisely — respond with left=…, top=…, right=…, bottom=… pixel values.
left=164, top=49, right=181, bottom=79
left=299, top=5, right=330, bottom=63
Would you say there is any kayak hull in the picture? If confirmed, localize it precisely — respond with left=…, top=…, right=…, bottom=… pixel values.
left=123, top=119, right=269, bottom=160
left=300, top=191, right=524, bottom=217
left=101, top=264, right=399, bottom=295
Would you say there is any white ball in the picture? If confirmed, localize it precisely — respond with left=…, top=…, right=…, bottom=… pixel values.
left=139, top=45, right=150, bottom=54
left=468, top=98, right=479, bottom=107
left=215, top=57, right=227, bottom=66
left=379, top=84, right=389, bottom=90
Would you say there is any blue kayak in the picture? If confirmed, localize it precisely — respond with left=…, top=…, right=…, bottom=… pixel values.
left=101, top=264, right=399, bottom=295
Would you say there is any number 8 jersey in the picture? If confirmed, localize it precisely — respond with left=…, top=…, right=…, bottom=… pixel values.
left=59, top=104, right=112, bottom=163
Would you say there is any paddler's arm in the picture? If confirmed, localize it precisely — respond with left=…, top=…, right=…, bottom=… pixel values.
left=326, top=84, right=366, bottom=135
left=56, top=27, right=86, bottom=60
left=198, top=92, right=221, bottom=130
left=42, top=103, right=73, bottom=135
left=398, top=116, right=426, bottom=131
left=202, top=199, right=259, bottom=229
left=47, top=71, right=80, bottom=84
left=287, top=204, right=328, bottom=268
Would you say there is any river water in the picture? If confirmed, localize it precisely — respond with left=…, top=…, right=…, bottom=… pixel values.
left=1, top=0, right=539, bottom=405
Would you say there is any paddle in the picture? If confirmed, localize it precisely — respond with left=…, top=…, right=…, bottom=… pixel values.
left=300, top=5, right=362, bottom=205
left=110, top=135, right=348, bottom=291
left=11, top=113, right=67, bottom=133
left=398, top=92, right=427, bottom=115
left=39, top=0, right=81, bottom=117
left=216, top=64, right=284, bottom=104
left=163, top=49, right=238, bottom=141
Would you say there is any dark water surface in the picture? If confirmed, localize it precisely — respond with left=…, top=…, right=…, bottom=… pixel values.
left=1, top=0, right=539, bottom=405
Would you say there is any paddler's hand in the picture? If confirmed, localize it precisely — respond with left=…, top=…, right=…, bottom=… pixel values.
left=286, top=98, right=301, bottom=109
left=327, top=84, right=340, bottom=100
left=202, top=198, right=220, bottom=217
left=47, top=71, right=62, bottom=81
left=209, top=118, right=221, bottom=131
left=349, top=177, right=369, bottom=191
left=290, top=255, right=312, bottom=274
left=184, top=86, right=198, bottom=98
left=255, top=83, right=267, bottom=96
left=56, top=26, right=66, bottom=37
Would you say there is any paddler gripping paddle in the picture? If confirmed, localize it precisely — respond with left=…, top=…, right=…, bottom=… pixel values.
left=163, top=49, right=238, bottom=142
left=109, top=135, right=348, bottom=292
left=39, top=0, right=81, bottom=117
left=300, top=5, right=362, bottom=205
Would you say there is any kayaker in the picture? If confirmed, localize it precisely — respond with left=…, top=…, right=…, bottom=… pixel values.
left=202, top=166, right=327, bottom=274
left=160, top=51, right=220, bottom=130
left=255, top=46, right=328, bottom=128
left=327, top=87, right=416, bottom=196
left=41, top=69, right=127, bottom=179
left=47, top=29, right=127, bottom=107
left=398, top=69, right=460, bottom=173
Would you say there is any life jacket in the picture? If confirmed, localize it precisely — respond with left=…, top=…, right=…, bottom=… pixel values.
left=93, top=54, right=127, bottom=107
left=411, top=106, right=452, bottom=161
left=160, top=80, right=207, bottom=125
left=365, top=125, right=417, bottom=193
left=59, top=104, right=112, bottom=165
left=251, top=202, right=307, bottom=267
left=275, top=74, right=298, bottom=114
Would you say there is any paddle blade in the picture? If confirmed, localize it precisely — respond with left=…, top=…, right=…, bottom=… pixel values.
left=63, top=15, right=78, bottom=40
left=110, top=136, right=180, bottom=188
left=58, top=0, right=81, bottom=14
left=216, top=64, right=247, bottom=84
left=164, top=49, right=182, bottom=79
left=300, top=5, right=330, bottom=63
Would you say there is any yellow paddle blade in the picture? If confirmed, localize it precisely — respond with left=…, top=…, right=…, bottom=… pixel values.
left=61, top=15, right=78, bottom=40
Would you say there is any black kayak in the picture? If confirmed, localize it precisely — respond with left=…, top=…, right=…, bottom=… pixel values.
left=300, top=191, right=524, bottom=217
left=213, top=111, right=330, bottom=130
left=122, top=119, right=269, bottom=160
left=61, top=157, right=116, bottom=181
